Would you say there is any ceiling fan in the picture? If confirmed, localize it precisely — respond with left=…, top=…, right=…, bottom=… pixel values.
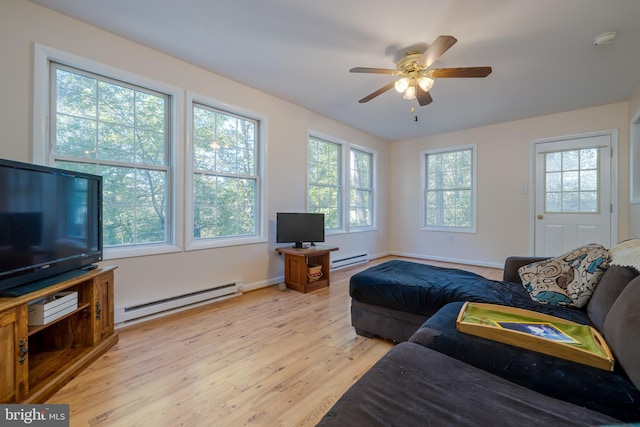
left=350, top=35, right=492, bottom=107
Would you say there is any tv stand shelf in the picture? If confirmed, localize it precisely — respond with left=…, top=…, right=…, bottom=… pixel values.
left=27, top=302, right=91, bottom=336
left=0, top=266, right=118, bottom=403
left=276, top=246, right=338, bottom=293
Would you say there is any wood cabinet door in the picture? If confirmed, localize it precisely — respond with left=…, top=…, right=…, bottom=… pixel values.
left=285, top=255, right=307, bottom=287
left=92, top=270, right=115, bottom=343
left=0, top=305, right=28, bottom=402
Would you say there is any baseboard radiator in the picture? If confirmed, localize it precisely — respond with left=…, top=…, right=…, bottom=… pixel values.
left=331, top=253, right=369, bottom=270
left=115, top=281, right=242, bottom=325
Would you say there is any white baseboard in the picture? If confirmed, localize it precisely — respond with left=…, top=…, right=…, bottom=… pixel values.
left=390, top=251, right=503, bottom=269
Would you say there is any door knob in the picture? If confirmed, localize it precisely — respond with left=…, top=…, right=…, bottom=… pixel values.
left=537, top=214, right=544, bottom=220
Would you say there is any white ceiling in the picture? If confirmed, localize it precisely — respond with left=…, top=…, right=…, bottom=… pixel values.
left=30, top=0, right=640, bottom=141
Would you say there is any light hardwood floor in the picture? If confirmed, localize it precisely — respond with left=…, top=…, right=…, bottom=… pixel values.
left=48, top=256, right=502, bottom=426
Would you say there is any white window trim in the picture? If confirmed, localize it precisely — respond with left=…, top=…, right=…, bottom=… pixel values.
left=185, top=91, right=267, bottom=251
left=33, top=43, right=185, bottom=260
left=420, top=144, right=477, bottom=233
left=349, top=143, right=377, bottom=232
left=631, top=112, right=640, bottom=204
left=307, top=131, right=378, bottom=235
left=307, top=131, right=347, bottom=235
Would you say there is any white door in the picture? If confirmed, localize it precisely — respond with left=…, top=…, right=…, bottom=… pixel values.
left=534, top=133, right=613, bottom=256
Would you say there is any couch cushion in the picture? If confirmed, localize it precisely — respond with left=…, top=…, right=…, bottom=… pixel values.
left=350, top=260, right=591, bottom=323
left=349, top=260, right=502, bottom=315
left=503, top=256, right=551, bottom=283
left=604, top=275, right=640, bottom=391
left=409, top=302, right=640, bottom=422
left=587, top=265, right=639, bottom=332
left=318, top=341, right=622, bottom=427
left=351, top=299, right=430, bottom=342
left=518, top=244, right=608, bottom=307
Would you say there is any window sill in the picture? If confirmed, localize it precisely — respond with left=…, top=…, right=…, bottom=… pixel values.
left=186, top=235, right=267, bottom=251
left=104, top=243, right=182, bottom=260
left=421, top=227, right=477, bottom=234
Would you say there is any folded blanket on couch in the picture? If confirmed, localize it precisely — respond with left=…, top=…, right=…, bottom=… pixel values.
left=349, top=260, right=591, bottom=324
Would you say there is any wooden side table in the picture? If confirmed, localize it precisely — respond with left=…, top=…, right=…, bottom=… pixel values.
left=276, top=246, right=339, bottom=293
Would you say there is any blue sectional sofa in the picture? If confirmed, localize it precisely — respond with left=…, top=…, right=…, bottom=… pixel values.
left=319, top=242, right=640, bottom=425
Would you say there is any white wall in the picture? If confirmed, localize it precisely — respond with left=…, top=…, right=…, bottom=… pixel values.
left=390, top=102, right=631, bottom=267
left=2, top=0, right=636, bottom=315
left=629, top=83, right=640, bottom=237
left=0, top=0, right=390, bottom=310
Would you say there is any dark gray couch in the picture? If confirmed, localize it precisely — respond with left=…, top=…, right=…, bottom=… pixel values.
left=317, top=342, right=622, bottom=427
left=318, top=257, right=640, bottom=424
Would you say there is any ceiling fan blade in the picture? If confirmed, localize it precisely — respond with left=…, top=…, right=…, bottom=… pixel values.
left=350, top=67, right=397, bottom=75
left=417, top=35, right=457, bottom=67
left=427, top=67, right=492, bottom=78
left=416, top=85, right=433, bottom=107
left=358, top=81, right=396, bottom=103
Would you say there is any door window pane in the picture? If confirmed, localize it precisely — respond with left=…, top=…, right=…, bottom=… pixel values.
left=544, top=149, right=599, bottom=213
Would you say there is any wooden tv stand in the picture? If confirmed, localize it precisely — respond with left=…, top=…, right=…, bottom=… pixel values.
left=0, top=266, right=118, bottom=403
left=276, top=245, right=339, bottom=293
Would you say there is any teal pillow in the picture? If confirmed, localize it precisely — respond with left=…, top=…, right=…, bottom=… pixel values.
left=518, top=244, right=608, bottom=307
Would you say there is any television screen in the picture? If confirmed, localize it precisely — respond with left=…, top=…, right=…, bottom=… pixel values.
left=276, top=212, right=324, bottom=248
left=0, top=159, right=102, bottom=296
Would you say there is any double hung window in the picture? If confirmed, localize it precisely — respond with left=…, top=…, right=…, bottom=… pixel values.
left=51, top=63, right=171, bottom=248
left=307, top=135, right=376, bottom=232
left=423, top=145, right=477, bottom=232
left=39, top=47, right=265, bottom=258
left=191, top=103, right=260, bottom=241
left=308, top=136, right=342, bottom=230
left=349, top=148, right=374, bottom=228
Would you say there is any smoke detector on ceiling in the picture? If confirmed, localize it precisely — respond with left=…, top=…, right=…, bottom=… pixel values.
left=593, top=32, right=617, bottom=46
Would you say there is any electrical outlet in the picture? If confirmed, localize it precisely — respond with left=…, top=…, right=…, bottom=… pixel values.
left=448, top=235, right=455, bottom=244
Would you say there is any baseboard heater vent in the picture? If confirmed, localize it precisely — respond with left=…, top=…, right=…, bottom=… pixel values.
left=331, top=253, right=369, bottom=270
left=115, top=281, right=242, bottom=324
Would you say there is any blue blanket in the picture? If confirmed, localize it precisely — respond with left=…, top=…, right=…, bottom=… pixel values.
left=349, top=260, right=590, bottom=324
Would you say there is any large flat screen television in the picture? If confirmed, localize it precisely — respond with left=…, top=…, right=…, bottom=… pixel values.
left=0, top=158, right=103, bottom=296
left=276, top=212, right=324, bottom=249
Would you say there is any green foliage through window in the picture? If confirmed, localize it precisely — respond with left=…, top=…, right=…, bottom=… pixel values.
left=349, top=149, right=373, bottom=227
left=425, top=147, right=474, bottom=229
left=308, top=137, right=341, bottom=229
left=544, top=148, right=599, bottom=213
left=192, top=103, right=259, bottom=239
left=53, top=64, right=170, bottom=247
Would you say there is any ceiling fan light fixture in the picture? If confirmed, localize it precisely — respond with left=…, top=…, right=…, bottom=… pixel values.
left=350, top=34, right=491, bottom=106
left=403, top=85, right=416, bottom=100
left=418, top=76, right=434, bottom=91
left=395, top=77, right=410, bottom=93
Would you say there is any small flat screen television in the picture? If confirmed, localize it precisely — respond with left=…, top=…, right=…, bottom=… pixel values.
left=0, top=158, right=103, bottom=296
left=276, top=212, right=325, bottom=248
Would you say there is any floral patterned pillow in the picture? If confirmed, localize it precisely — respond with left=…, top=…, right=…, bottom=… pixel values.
left=518, top=244, right=608, bottom=307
